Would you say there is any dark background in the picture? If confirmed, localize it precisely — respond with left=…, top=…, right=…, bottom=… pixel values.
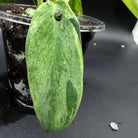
left=0, top=0, right=138, bottom=138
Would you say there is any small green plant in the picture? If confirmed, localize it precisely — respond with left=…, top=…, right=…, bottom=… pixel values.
left=0, top=0, right=84, bottom=132
left=0, top=0, right=83, bottom=14
left=26, top=1, right=83, bottom=132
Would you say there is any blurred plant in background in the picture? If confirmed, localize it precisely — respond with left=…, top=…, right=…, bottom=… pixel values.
left=122, top=0, right=138, bottom=45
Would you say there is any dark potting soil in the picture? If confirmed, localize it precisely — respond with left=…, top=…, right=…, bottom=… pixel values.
left=0, top=4, right=36, bottom=17
left=0, top=4, right=96, bottom=109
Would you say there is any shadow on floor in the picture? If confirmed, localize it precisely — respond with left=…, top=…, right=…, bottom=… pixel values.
left=0, top=73, right=34, bottom=126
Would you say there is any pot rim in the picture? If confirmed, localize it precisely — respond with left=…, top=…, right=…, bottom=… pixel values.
left=0, top=4, right=105, bottom=32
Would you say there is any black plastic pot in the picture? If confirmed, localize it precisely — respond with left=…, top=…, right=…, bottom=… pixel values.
left=0, top=4, right=105, bottom=110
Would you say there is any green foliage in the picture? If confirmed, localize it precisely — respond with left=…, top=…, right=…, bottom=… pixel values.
left=0, top=0, right=83, bottom=14
left=37, top=0, right=83, bottom=14
left=25, top=0, right=83, bottom=132
left=22, top=8, right=36, bottom=17
left=69, top=0, right=83, bottom=14
left=122, top=0, right=138, bottom=19
left=37, top=0, right=44, bottom=6
left=0, top=0, right=14, bottom=3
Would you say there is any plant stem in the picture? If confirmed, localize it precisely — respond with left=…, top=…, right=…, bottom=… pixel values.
left=33, top=0, right=37, bottom=6
left=37, top=0, right=43, bottom=6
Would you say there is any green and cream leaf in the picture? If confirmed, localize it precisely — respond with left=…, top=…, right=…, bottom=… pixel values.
left=26, top=0, right=83, bottom=132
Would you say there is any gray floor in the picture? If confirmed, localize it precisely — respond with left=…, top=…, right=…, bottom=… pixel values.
left=0, top=24, right=138, bottom=138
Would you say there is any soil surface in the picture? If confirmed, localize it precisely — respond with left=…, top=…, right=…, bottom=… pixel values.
left=0, top=4, right=36, bottom=17
left=0, top=4, right=102, bottom=26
